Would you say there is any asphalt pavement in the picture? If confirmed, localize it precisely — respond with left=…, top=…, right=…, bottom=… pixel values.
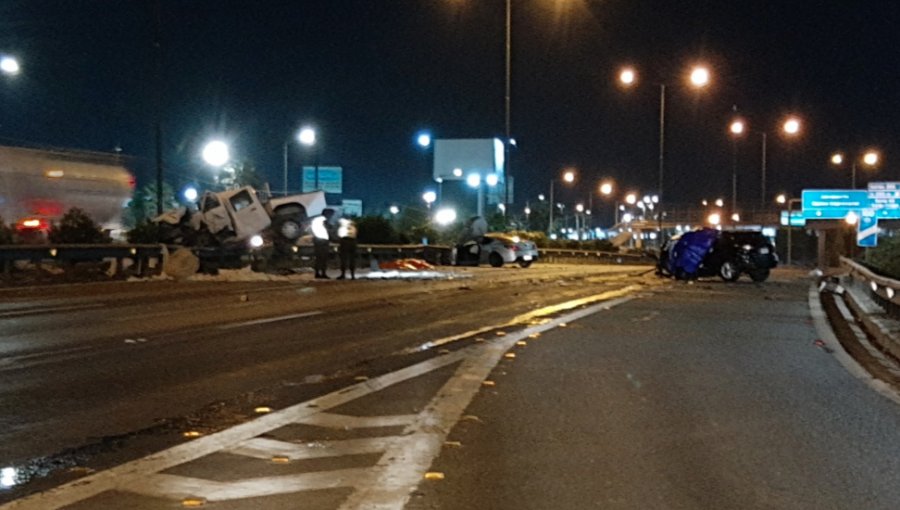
left=4, top=268, right=900, bottom=509
left=407, top=271, right=900, bottom=510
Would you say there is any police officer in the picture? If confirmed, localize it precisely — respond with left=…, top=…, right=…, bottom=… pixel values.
left=311, top=208, right=335, bottom=279
left=337, top=217, right=358, bottom=280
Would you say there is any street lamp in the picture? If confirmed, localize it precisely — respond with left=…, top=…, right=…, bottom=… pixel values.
left=728, top=117, right=746, bottom=214
left=422, top=190, right=437, bottom=209
left=831, top=149, right=880, bottom=189
left=0, top=55, right=20, bottom=76
left=618, top=63, right=711, bottom=237
left=415, top=131, right=440, bottom=205
left=549, top=168, right=577, bottom=235
left=282, top=128, right=310, bottom=196
left=744, top=115, right=802, bottom=208
left=298, top=126, right=318, bottom=190
left=202, top=140, right=230, bottom=167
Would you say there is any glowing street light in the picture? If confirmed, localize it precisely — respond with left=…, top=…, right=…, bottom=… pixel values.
left=864, top=151, right=879, bottom=166
left=563, top=170, right=575, bottom=183
left=715, top=198, right=724, bottom=208
left=776, top=194, right=787, bottom=204
left=619, top=67, right=636, bottom=86
left=729, top=119, right=745, bottom=135
left=708, top=213, right=721, bottom=226
left=783, top=117, right=801, bottom=135
left=298, top=127, right=316, bottom=146
left=202, top=140, right=230, bottom=167
left=434, top=207, right=457, bottom=226
left=466, top=173, right=481, bottom=188
left=845, top=211, right=859, bottom=226
left=453, top=167, right=463, bottom=178
left=485, top=173, right=500, bottom=187
left=183, top=186, right=198, bottom=202
left=422, top=190, right=437, bottom=209
left=599, top=181, right=613, bottom=195
left=389, top=205, right=400, bottom=215
left=625, top=193, right=637, bottom=205
left=416, top=132, right=432, bottom=148
left=831, top=149, right=881, bottom=188
left=1, top=56, right=20, bottom=76
left=689, top=66, right=711, bottom=88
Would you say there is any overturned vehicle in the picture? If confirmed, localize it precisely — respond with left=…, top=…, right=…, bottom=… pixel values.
left=153, top=186, right=326, bottom=273
left=657, top=228, right=778, bottom=282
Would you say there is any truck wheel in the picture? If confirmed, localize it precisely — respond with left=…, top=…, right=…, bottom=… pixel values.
left=279, top=217, right=303, bottom=240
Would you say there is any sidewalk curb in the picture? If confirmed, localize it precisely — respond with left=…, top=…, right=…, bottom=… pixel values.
left=809, top=283, right=900, bottom=406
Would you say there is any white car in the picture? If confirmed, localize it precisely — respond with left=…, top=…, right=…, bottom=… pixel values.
left=479, top=233, right=539, bottom=268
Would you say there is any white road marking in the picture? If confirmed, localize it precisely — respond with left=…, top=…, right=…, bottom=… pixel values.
left=298, top=413, right=417, bottom=429
left=0, top=288, right=639, bottom=510
left=227, top=437, right=397, bottom=461
left=127, top=469, right=373, bottom=502
left=217, top=311, right=323, bottom=330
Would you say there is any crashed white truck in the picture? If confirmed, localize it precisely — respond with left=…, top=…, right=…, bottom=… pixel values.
left=154, top=186, right=326, bottom=272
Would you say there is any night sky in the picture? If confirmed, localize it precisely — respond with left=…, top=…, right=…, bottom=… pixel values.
left=1, top=0, right=899, bottom=222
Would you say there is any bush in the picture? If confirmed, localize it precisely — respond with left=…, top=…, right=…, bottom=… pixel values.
left=126, top=221, right=162, bottom=244
left=48, top=208, right=109, bottom=244
left=865, top=235, right=900, bottom=279
left=0, top=217, right=13, bottom=244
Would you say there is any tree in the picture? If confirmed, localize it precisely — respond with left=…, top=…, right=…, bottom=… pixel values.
left=48, top=208, right=109, bottom=244
left=217, top=160, right=264, bottom=190
left=356, top=215, right=399, bottom=244
left=124, top=183, right=178, bottom=228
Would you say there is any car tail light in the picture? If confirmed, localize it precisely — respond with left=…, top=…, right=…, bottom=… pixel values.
left=17, top=218, right=49, bottom=231
left=506, top=244, right=518, bottom=251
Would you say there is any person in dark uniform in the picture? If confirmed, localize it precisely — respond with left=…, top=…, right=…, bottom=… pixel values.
left=311, top=208, right=335, bottom=279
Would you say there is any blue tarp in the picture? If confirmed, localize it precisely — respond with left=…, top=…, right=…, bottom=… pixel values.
left=671, top=228, right=718, bottom=276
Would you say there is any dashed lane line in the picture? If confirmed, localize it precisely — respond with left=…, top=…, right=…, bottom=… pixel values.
left=217, top=310, right=324, bottom=330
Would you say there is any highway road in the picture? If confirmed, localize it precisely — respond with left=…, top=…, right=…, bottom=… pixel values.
left=0, top=263, right=653, bottom=502
left=3, top=264, right=900, bottom=509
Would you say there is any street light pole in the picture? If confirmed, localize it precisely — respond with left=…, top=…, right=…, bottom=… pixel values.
left=548, top=179, right=554, bottom=235
left=504, top=0, right=512, bottom=214
left=282, top=143, right=288, bottom=196
left=760, top=132, right=767, bottom=208
left=658, top=84, right=666, bottom=218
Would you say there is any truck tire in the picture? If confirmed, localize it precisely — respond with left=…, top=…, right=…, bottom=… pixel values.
left=272, top=206, right=307, bottom=241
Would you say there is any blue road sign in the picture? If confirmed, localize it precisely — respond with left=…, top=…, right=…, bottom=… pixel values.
left=801, top=190, right=869, bottom=220
left=302, top=166, right=343, bottom=194
left=858, top=210, right=878, bottom=247
left=867, top=182, right=900, bottom=219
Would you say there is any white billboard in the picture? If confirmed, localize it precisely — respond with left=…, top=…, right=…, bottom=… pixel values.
left=433, top=138, right=505, bottom=182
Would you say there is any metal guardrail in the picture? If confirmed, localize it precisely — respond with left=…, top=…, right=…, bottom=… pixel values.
left=840, top=256, right=900, bottom=320
left=0, top=244, right=165, bottom=279
left=0, top=243, right=654, bottom=282
left=538, top=248, right=654, bottom=265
